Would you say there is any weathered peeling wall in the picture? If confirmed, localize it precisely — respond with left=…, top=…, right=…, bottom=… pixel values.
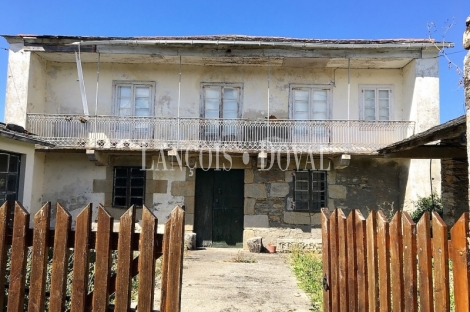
left=0, top=137, right=36, bottom=211
left=38, top=61, right=406, bottom=120
left=27, top=53, right=47, bottom=115
left=441, top=157, right=468, bottom=225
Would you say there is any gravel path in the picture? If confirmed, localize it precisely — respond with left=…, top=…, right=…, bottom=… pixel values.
left=154, top=248, right=313, bottom=312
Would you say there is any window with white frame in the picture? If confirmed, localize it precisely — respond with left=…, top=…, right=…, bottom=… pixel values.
left=113, top=81, right=155, bottom=117
left=360, top=85, right=393, bottom=121
left=293, top=170, right=327, bottom=212
left=290, top=85, right=331, bottom=120
left=201, top=83, right=242, bottom=138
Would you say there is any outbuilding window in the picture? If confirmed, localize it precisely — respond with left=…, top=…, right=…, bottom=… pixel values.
left=360, top=85, right=393, bottom=121
left=112, top=167, right=146, bottom=208
left=293, top=170, right=327, bottom=212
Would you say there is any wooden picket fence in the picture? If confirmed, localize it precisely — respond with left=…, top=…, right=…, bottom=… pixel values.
left=0, top=201, right=185, bottom=312
left=321, top=208, right=470, bottom=312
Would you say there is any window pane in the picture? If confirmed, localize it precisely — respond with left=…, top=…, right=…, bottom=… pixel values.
left=135, top=108, right=150, bottom=116
left=130, top=187, right=144, bottom=197
left=312, top=90, right=327, bottom=101
left=135, top=86, right=150, bottom=97
left=118, top=86, right=132, bottom=97
left=378, top=90, right=389, bottom=99
left=223, top=88, right=238, bottom=100
left=205, top=87, right=220, bottom=99
left=8, top=156, right=19, bottom=173
left=115, top=168, right=128, bottom=177
left=114, top=197, right=126, bottom=207
left=364, top=90, right=375, bottom=101
left=294, top=90, right=309, bottom=101
left=130, top=168, right=145, bottom=177
left=364, top=108, right=375, bottom=120
left=115, top=187, right=127, bottom=197
left=0, top=173, right=6, bottom=192
left=115, top=178, right=127, bottom=187
left=6, top=175, right=17, bottom=192
left=294, top=101, right=309, bottom=113
left=0, top=154, right=8, bottom=172
left=205, top=99, right=219, bottom=111
left=205, top=110, right=219, bottom=119
left=135, top=98, right=149, bottom=109
left=131, top=178, right=145, bottom=187
left=130, top=197, right=143, bottom=206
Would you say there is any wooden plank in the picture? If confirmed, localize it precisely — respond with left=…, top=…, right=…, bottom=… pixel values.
left=402, top=212, right=417, bottom=312
left=431, top=212, right=450, bottom=312
left=389, top=212, right=404, bottom=312
left=7, top=202, right=30, bottom=312
left=376, top=211, right=390, bottom=312
left=114, top=205, right=136, bottom=312
left=450, top=213, right=470, bottom=312
left=70, top=204, right=92, bottom=312
left=160, top=216, right=171, bottom=312
left=320, top=208, right=331, bottom=312
left=0, top=201, right=11, bottom=308
left=354, top=210, right=368, bottom=312
left=329, top=210, right=339, bottom=312
left=346, top=210, right=357, bottom=312
left=366, top=210, right=379, bottom=312
left=416, top=212, right=434, bottom=312
left=164, top=206, right=185, bottom=312
left=337, top=209, right=348, bottom=312
left=28, top=203, right=52, bottom=312
left=49, top=204, right=72, bottom=312
left=138, top=206, right=158, bottom=312
left=92, top=206, right=113, bottom=312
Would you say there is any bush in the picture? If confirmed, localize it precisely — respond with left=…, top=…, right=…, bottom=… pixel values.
left=410, top=193, right=443, bottom=223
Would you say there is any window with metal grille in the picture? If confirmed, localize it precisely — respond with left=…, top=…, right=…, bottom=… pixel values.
left=0, top=151, right=21, bottom=205
left=293, top=170, right=327, bottom=212
left=112, top=167, right=146, bottom=208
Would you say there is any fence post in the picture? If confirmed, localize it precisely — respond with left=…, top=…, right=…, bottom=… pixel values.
left=450, top=213, right=470, bottom=312
left=321, top=208, right=331, bottom=312
left=28, top=202, right=51, bottom=312
left=354, top=210, right=367, bottom=312
left=377, top=211, right=390, bottom=311
left=389, top=211, right=404, bottom=312
left=329, top=210, right=340, bottom=311
left=416, top=212, right=434, bottom=312
left=431, top=212, right=450, bottom=312
left=402, top=212, right=417, bottom=312
left=7, top=202, right=30, bottom=312
left=337, top=209, right=348, bottom=312
left=0, top=201, right=11, bottom=309
left=346, top=210, right=357, bottom=312
left=49, top=204, right=72, bottom=312
left=366, top=210, right=379, bottom=312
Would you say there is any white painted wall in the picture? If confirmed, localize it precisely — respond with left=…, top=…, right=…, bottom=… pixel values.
left=0, top=137, right=36, bottom=211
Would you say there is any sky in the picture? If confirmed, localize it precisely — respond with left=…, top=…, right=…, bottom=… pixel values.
left=0, top=0, right=469, bottom=123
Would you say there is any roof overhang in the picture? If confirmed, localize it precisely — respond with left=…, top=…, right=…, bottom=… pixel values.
left=0, top=129, right=55, bottom=147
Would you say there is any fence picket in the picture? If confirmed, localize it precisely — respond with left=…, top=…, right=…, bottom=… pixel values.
left=431, top=212, right=450, bottom=312
left=450, top=213, right=470, bottom=311
left=337, top=209, right=348, bottom=312
left=416, top=212, right=434, bottom=312
left=49, top=204, right=72, bottom=312
left=329, top=210, right=339, bottom=311
left=70, top=204, right=92, bottom=312
left=92, top=206, right=113, bottom=312
left=160, top=218, right=171, bottom=312
left=376, top=211, right=390, bottom=312
left=402, top=212, right=417, bottom=312
left=0, top=202, right=11, bottom=308
left=366, top=210, right=379, bottom=312
left=164, top=206, right=185, bottom=312
left=346, top=211, right=357, bottom=312
left=320, top=208, right=331, bottom=312
left=7, top=202, right=30, bottom=312
left=28, top=202, right=51, bottom=312
left=138, top=206, right=158, bottom=312
left=114, top=205, right=136, bottom=311
left=354, top=210, right=367, bottom=312
left=389, top=212, right=404, bottom=312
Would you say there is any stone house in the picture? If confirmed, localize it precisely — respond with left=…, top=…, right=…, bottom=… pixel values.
left=2, top=35, right=450, bottom=248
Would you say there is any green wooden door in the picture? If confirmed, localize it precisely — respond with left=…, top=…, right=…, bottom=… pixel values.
left=194, top=169, right=244, bottom=248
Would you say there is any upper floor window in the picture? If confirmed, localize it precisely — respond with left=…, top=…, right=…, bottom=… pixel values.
left=360, top=85, right=393, bottom=121
left=201, top=83, right=242, bottom=119
left=289, top=85, right=331, bottom=120
left=113, top=81, right=155, bottom=117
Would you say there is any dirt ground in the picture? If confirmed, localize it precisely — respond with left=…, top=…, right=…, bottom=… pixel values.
left=154, top=248, right=313, bottom=312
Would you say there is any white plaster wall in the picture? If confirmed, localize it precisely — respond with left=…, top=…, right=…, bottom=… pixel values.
left=27, top=53, right=47, bottom=115
left=40, top=152, right=106, bottom=224
left=0, top=137, right=36, bottom=211
left=40, top=61, right=407, bottom=121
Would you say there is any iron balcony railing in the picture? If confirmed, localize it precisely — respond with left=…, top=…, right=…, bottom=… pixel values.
left=26, top=114, right=415, bottom=154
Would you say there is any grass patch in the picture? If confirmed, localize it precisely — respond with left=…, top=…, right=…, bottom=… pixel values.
left=228, top=251, right=257, bottom=263
left=290, top=249, right=323, bottom=311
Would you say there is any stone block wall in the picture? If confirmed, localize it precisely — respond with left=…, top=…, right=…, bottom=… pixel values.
left=441, top=157, right=468, bottom=225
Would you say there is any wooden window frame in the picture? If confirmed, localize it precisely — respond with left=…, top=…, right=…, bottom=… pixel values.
left=112, top=81, right=156, bottom=116
left=288, top=84, right=332, bottom=120
left=359, top=84, right=394, bottom=121
left=112, top=166, right=146, bottom=208
left=199, top=83, right=244, bottom=119
left=293, top=170, right=328, bottom=212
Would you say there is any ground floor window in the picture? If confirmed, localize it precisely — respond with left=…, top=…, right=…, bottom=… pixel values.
left=0, top=151, right=21, bottom=205
left=112, top=166, right=146, bottom=208
left=293, top=170, right=327, bottom=212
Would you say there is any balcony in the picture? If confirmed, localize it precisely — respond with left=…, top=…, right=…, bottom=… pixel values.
left=26, top=114, right=415, bottom=154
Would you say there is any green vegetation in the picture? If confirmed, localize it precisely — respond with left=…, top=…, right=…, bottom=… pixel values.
left=229, top=251, right=257, bottom=263
left=290, top=248, right=323, bottom=311
left=410, top=193, right=443, bottom=223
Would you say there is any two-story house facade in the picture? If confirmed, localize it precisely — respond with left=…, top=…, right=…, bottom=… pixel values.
left=2, top=35, right=448, bottom=247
